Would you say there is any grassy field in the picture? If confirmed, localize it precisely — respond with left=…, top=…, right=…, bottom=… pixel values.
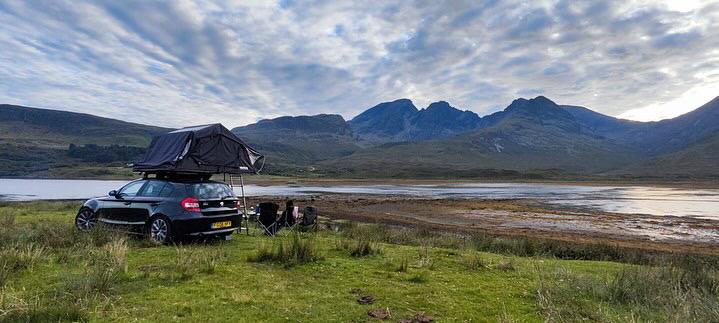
left=1, top=201, right=718, bottom=322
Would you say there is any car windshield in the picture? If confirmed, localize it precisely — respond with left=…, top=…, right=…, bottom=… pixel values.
left=190, top=183, right=234, bottom=200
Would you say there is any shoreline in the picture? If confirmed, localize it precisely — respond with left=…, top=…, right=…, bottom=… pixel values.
left=248, top=194, right=719, bottom=256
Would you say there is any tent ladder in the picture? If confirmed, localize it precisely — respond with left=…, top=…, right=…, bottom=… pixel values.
left=229, top=173, right=250, bottom=235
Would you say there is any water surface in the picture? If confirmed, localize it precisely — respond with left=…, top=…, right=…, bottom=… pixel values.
left=1, top=178, right=718, bottom=219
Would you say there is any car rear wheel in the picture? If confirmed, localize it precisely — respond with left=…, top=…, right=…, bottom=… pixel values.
left=148, top=215, right=172, bottom=244
left=75, top=208, right=97, bottom=231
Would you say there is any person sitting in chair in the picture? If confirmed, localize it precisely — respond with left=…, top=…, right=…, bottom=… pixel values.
left=282, top=200, right=296, bottom=227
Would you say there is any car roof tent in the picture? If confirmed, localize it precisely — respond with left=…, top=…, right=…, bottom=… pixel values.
left=133, top=123, right=265, bottom=175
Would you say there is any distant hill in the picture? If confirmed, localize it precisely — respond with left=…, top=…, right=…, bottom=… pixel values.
left=0, top=104, right=170, bottom=177
left=231, top=114, right=360, bottom=174
left=563, top=97, right=719, bottom=156
left=348, top=99, right=481, bottom=143
left=0, top=104, right=169, bottom=148
left=613, top=133, right=719, bottom=178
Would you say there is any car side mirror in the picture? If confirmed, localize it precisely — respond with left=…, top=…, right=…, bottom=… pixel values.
left=109, top=190, right=118, bottom=198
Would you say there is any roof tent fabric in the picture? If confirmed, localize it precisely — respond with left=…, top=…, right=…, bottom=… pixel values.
left=133, top=124, right=264, bottom=174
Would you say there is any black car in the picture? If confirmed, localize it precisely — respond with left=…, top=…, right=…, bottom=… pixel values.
left=75, top=178, right=241, bottom=243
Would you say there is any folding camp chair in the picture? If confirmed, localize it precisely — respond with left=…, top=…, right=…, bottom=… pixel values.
left=257, top=202, right=280, bottom=236
left=278, top=201, right=300, bottom=232
left=301, top=206, right=319, bottom=231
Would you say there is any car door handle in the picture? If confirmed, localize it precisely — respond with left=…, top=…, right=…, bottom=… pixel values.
left=123, top=201, right=132, bottom=205
left=150, top=202, right=160, bottom=207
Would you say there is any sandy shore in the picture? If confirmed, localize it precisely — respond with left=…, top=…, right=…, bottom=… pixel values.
left=248, top=194, right=719, bottom=255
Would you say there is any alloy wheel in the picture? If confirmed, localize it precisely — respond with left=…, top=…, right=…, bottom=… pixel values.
left=150, top=218, right=169, bottom=243
left=75, top=209, right=96, bottom=231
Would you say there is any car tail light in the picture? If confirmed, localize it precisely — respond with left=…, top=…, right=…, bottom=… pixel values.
left=181, top=197, right=201, bottom=212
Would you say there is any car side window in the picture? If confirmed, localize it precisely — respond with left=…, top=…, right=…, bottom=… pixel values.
left=138, top=181, right=167, bottom=197
left=118, top=181, right=146, bottom=197
left=159, top=183, right=175, bottom=197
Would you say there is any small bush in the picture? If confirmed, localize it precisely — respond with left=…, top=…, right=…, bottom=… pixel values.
left=248, top=233, right=321, bottom=267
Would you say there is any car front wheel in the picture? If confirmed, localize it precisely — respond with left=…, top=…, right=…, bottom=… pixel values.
left=148, top=216, right=172, bottom=244
left=75, top=208, right=97, bottom=231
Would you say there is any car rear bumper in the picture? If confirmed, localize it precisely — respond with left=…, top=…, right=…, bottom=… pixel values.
left=172, top=213, right=241, bottom=236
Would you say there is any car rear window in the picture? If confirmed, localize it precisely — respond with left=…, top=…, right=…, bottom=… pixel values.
left=189, top=183, right=234, bottom=200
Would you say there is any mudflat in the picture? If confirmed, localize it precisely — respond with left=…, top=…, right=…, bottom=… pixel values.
left=250, top=194, right=719, bottom=255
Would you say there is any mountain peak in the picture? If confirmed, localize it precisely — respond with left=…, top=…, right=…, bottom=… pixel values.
left=507, top=96, right=559, bottom=111
left=235, top=113, right=351, bottom=135
left=426, top=101, right=452, bottom=109
left=351, top=99, right=417, bottom=122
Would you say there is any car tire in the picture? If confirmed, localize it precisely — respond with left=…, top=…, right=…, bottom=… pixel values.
left=75, top=208, right=97, bottom=231
left=147, top=215, right=173, bottom=244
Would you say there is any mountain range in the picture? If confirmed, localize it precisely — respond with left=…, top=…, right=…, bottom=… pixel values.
left=232, top=95, right=719, bottom=178
left=1, top=95, right=718, bottom=179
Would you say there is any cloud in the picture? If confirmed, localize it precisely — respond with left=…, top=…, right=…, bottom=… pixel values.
left=0, top=0, right=717, bottom=128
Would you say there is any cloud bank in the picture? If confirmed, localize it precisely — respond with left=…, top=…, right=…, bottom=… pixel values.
left=0, top=0, right=717, bottom=127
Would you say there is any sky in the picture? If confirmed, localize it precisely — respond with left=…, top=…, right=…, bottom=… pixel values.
left=0, top=0, right=718, bottom=128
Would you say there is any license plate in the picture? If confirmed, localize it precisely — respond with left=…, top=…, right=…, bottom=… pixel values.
left=211, top=221, right=232, bottom=229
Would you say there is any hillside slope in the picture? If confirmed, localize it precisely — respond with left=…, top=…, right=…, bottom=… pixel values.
left=614, top=133, right=719, bottom=178
left=563, top=97, right=719, bottom=155
left=0, top=104, right=169, bottom=148
left=0, top=104, right=170, bottom=177
left=232, top=114, right=360, bottom=173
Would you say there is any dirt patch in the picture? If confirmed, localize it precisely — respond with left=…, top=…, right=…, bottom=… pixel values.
left=399, top=312, right=434, bottom=323
left=368, top=308, right=391, bottom=320
left=357, top=295, right=375, bottom=305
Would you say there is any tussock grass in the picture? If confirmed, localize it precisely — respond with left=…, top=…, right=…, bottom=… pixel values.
left=336, top=236, right=382, bottom=257
left=0, top=245, right=46, bottom=287
left=248, top=233, right=322, bottom=267
left=337, top=221, right=704, bottom=266
left=396, top=257, right=409, bottom=272
left=463, top=252, right=486, bottom=270
left=63, top=237, right=129, bottom=299
left=494, top=259, right=515, bottom=272
left=537, top=257, right=719, bottom=322
left=417, top=244, right=434, bottom=269
left=169, top=246, right=228, bottom=280
left=0, top=288, right=87, bottom=323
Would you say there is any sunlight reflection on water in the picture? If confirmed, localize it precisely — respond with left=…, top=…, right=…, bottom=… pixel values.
left=1, top=179, right=718, bottom=219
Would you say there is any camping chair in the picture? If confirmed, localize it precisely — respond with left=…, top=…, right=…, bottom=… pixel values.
left=300, top=206, right=319, bottom=231
left=257, top=202, right=280, bottom=236
left=280, top=204, right=301, bottom=232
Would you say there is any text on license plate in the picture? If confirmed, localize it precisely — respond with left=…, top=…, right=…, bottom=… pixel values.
left=211, top=221, right=232, bottom=229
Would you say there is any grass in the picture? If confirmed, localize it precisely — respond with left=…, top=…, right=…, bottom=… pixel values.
left=248, top=232, right=322, bottom=267
left=1, top=201, right=718, bottom=322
